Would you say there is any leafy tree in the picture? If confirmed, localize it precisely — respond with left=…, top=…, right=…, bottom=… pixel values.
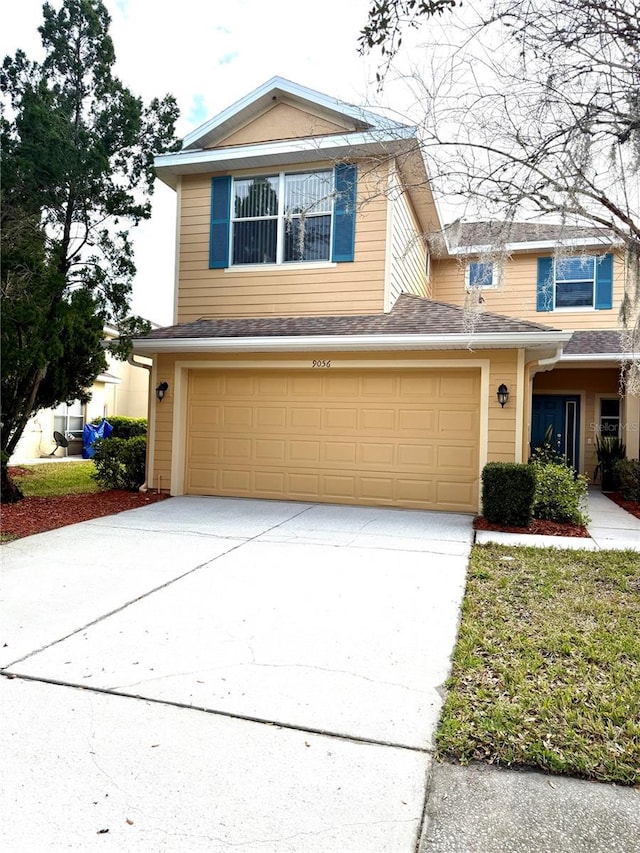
left=1, top=0, right=180, bottom=501
left=359, top=0, right=640, bottom=386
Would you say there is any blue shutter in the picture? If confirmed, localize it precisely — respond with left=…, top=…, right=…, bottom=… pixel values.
left=332, top=164, right=357, bottom=263
left=536, top=257, right=553, bottom=312
left=595, top=253, right=613, bottom=310
left=209, top=176, right=231, bottom=269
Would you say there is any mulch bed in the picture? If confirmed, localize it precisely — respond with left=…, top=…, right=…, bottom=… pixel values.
left=473, top=516, right=589, bottom=537
left=1, top=489, right=169, bottom=540
left=606, top=492, right=640, bottom=520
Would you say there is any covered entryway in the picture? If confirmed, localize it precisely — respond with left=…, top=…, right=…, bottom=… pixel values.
left=185, top=367, right=481, bottom=511
left=531, top=394, right=581, bottom=469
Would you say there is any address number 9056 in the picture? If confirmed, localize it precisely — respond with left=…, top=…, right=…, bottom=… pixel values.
left=312, top=359, right=331, bottom=368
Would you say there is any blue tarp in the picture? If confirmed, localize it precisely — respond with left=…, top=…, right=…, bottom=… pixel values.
left=82, top=418, right=113, bottom=459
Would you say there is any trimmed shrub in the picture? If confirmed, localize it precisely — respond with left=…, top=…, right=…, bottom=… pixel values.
left=615, top=459, right=640, bottom=502
left=481, top=462, right=536, bottom=527
left=531, top=461, right=589, bottom=525
left=92, top=435, right=147, bottom=491
left=91, top=416, right=147, bottom=439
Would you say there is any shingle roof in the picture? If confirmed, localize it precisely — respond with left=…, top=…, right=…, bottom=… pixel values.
left=452, top=221, right=615, bottom=250
left=563, top=330, right=624, bottom=356
left=142, top=294, right=558, bottom=342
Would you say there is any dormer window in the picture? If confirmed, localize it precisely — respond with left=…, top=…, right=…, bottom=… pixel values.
left=232, top=170, right=333, bottom=265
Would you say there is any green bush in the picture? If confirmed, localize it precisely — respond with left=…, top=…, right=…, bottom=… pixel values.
left=92, top=435, right=147, bottom=491
left=529, top=424, right=566, bottom=466
left=481, top=462, right=536, bottom=527
left=91, top=416, right=147, bottom=439
left=615, top=459, right=640, bottom=502
left=531, top=461, right=589, bottom=525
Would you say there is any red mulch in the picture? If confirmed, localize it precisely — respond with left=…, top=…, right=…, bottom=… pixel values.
left=473, top=516, right=589, bottom=538
left=1, top=486, right=169, bottom=540
left=606, top=492, right=640, bottom=520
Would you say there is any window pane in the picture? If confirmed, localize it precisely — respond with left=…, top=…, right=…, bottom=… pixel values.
left=469, top=261, right=493, bottom=287
left=284, top=172, right=333, bottom=215
left=284, top=215, right=331, bottom=262
left=53, top=415, right=66, bottom=434
left=556, top=256, right=595, bottom=281
left=600, top=399, right=620, bottom=417
left=232, top=219, right=277, bottom=264
left=68, top=417, right=84, bottom=433
left=555, top=281, right=593, bottom=307
left=234, top=176, right=278, bottom=218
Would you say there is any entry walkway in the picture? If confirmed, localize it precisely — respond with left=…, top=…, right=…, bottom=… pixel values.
left=475, top=486, right=640, bottom=551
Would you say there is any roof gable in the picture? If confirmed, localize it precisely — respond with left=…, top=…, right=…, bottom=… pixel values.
left=214, top=100, right=357, bottom=149
left=182, top=76, right=407, bottom=152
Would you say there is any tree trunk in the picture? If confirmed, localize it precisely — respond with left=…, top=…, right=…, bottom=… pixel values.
left=1, top=463, right=24, bottom=503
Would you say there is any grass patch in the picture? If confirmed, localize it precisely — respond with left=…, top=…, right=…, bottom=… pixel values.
left=12, top=461, right=102, bottom=497
left=437, top=544, right=640, bottom=785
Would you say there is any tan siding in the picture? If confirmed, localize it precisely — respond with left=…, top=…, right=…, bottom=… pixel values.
left=215, top=102, right=353, bottom=147
left=176, top=164, right=389, bottom=322
left=487, top=351, right=519, bottom=463
left=388, top=170, right=428, bottom=308
left=432, top=253, right=623, bottom=330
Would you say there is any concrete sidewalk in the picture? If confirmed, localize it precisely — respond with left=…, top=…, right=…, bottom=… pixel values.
left=1, top=496, right=639, bottom=851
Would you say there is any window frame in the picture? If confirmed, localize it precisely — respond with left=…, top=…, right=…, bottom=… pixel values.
left=53, top=399, right=84, bottom=440
left=230, top=169, right=335, bottom=267
left=598, top=397, right=621, bottom=439
left=465, top=260, right=497, bottom=290
left=553, top=255, right=597, bottom=310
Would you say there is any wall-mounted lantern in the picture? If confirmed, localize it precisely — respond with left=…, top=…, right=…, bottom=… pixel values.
left=496, top=384, right=510, bottom=408
left=156, top=381, right=169, bottom=402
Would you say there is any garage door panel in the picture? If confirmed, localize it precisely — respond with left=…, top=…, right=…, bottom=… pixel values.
left=255, top=439, right=286, bottom=461
left=186, top=368, right=480, bottom=511
left=290, top=408, right=322, bottom=428
left=437, top=444, right=477, bottom=469
left=398, top=409, right=434, bottom=432
left=360, top=408, right=395, bottom=430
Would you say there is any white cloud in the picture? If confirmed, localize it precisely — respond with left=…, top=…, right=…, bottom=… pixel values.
left=2, top=0, right=416, bottom=325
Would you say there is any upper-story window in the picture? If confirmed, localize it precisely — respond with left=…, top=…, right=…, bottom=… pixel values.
left=466, top=260, right=495, bottom=288
left=554, top=257, right=597, bottom=308
left=232, top=170, right=334, bottom=265
left=209, top=164, right=357, bottom=270
left=537, top=253, right=613, bottom=312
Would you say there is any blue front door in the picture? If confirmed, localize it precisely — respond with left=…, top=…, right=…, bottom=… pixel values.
left=531, top=395, right=581, bottom=469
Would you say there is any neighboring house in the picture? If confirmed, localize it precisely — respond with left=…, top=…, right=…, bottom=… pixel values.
left=132, top=77, right=638, bottom=513
left=11, top=325, right=152, bottom=461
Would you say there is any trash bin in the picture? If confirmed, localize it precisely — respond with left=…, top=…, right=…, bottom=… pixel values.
left=82, top=419, right=113, bottom=459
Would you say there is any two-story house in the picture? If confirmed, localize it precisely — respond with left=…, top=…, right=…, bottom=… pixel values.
left=133, top=77, right=638, bottom=513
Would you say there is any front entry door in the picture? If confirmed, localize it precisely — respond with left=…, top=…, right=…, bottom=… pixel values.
left=531, top=395, right=581, bottom=469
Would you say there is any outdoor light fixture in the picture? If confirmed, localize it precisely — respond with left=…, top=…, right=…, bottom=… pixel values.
left=156, top=381, right=169, bottom=402
left=497, top=384, right=510, bottom=407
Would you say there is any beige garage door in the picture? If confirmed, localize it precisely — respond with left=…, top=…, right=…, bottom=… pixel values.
left=186, top=368, right=480, bottom=511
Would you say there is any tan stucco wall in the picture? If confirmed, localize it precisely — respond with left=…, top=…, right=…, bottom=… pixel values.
left=432, top=252, right=623, bottom=330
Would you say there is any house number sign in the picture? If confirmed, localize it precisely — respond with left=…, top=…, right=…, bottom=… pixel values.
left=312, top=359, right=332, bottom=368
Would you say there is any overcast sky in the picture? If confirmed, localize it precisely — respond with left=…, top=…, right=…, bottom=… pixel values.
left=2, top=0, right=424, bottom=325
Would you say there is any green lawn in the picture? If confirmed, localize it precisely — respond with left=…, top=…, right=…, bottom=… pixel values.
left=12, top=461, right=101, bottom=496
left=437, top=543, right=640, bottom=785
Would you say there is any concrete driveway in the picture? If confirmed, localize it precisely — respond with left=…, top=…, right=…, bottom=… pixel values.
left=1, top=497, right=472, bottom=852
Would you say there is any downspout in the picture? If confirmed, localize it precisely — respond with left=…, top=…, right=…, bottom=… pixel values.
left=127, top=353, right=152, bottom=492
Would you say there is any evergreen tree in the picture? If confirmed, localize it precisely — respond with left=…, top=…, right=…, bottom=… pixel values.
left=1, top=0, right=180, bottom=501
